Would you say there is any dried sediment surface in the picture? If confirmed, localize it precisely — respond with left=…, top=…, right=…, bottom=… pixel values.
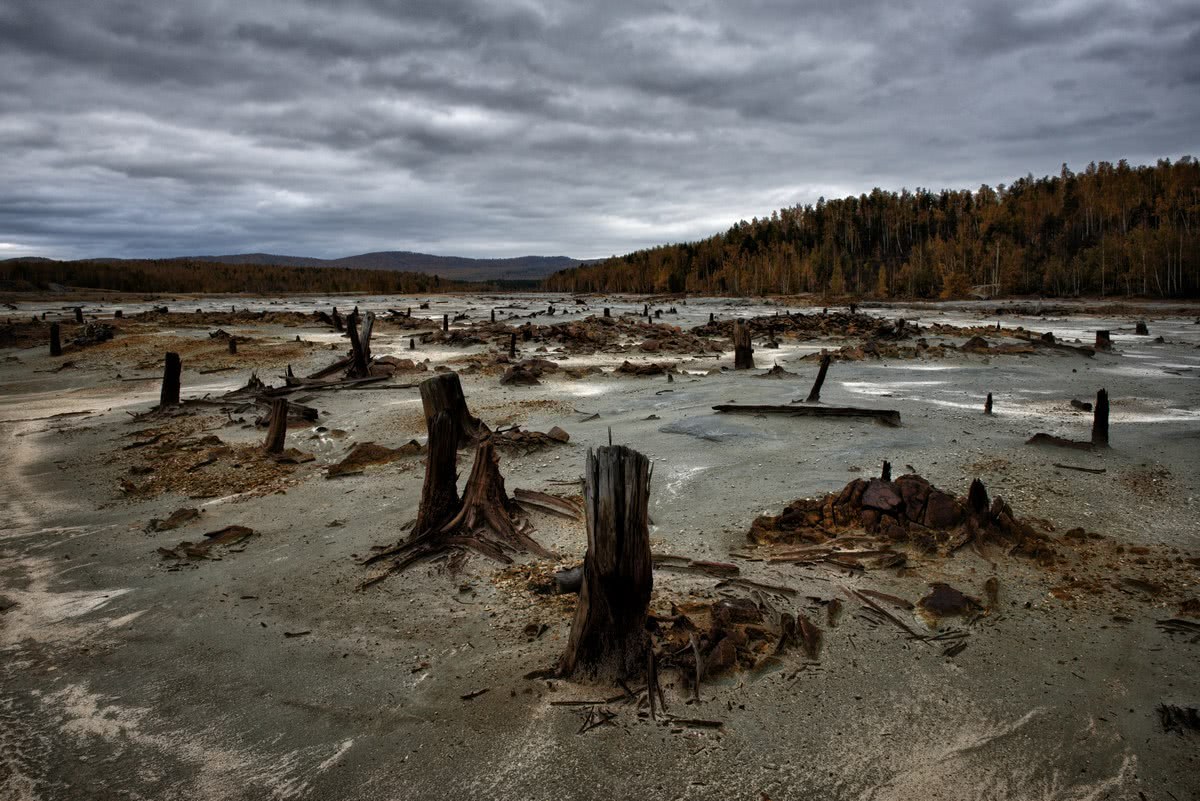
left=1, top=292, right=1198, bottom=801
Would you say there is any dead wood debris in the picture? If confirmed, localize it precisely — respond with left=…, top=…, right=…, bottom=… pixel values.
left=157, top=525, right=256, bottom=567
left=326, top=441, right=424, bottom=478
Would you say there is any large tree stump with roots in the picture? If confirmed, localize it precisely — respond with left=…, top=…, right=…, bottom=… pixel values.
left=160, top=352, right=181, bottom=407
left=420, top=372, right=487, bottom=448
left=360, top=433, right=551, bottom=585
left=558, top=445, right=653, bottom=680
left=806, top=353, right=831, bottom=402
left=733, top=320, right=755, bottom=370
left=263, top=398, right=289, bottom=454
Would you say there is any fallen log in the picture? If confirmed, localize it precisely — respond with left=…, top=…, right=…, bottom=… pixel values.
left=712, top=404, right=901, bottom=427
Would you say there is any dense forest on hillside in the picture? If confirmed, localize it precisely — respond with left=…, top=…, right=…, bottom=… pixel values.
left=546, top=158, right=1200, bottom=299
left=0, top=258, right=451, bottom=295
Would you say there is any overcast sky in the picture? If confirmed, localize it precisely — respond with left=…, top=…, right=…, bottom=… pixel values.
left=1, top=0, right=1197, bottom=261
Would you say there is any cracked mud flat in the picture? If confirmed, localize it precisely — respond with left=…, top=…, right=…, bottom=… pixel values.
left=2, top=293, right=1199, bottom=801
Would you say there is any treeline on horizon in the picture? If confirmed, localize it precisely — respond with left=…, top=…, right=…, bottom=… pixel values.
left=545, top=157, right=1200, bottom=299
left=0, top=258, right=454, bottom=295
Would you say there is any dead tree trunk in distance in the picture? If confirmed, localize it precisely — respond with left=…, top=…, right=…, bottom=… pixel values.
left=1092, top=389, right=1109, bottom=447
left=1095, top=330, right=1112, bottom=350
left=160, top=352, right=181, bottom=407
left=49, top=323, right=62, bottom=356
left=732, top=320, right=755, bottom=370
left=559, top=445, right=653, bottom=680
left=228, top=338, right=237, bottom=355
left=74, top=307, right=83, bottom=324
left=806, top=353, right=831, bottom=402
left=347, top=310, right=369, bottom=377
left=984, top=392, right=993, bottom=415
left=264, top=398, right=288, bottom=454
left=419, top=372, right=485, bottom=448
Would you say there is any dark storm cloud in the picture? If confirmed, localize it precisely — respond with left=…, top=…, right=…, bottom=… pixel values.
left=0, top=0, right=1197, bottom=260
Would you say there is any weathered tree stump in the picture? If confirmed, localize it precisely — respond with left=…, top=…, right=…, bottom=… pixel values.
left=346, top=310, right=374, bottom=377
left=522, top=324, right=532, bottom=341
left=74, top=307, right=83, bottom=324
left=228, top=338, right=237, bottom=355
left=49, top=323, right=62, bottom=356
left=1135, top=321, right=1149, bottom=335
left=114, top=310, right=123, bottom=319
left=709, top=312, right=714, bottom=323
left=332, top=307, right=344, bottom=331
left=442, top=314, right=449, bottom=332
left=1092, top=389, right=1109, bottom=447
left=806, top=353, right=831, bottom=402
left=558, top=445, right=653, bottom=680
left=264, top=398, right=288, bottom=454
left=984, top=392, right=993, bottom=415
left=360, top=430, right=550, bottom=584
left=413, top=411, right=462, bottom=537
left=409, top=338, right=415, bottom=350
left=881, top=460, right=891, bottom=481
left=419, top=372, right=487, bottom=448
left=509, top=332, right=517, bottom=358
left=490, top=308, right=496, bottom=323
left=1095, top=330, right=1112, bottom=350
left=160, top=352, right=181, bottom=407
left=604, top=308, right=610, bottom=318
left=733, top=320, right=755, bottom=370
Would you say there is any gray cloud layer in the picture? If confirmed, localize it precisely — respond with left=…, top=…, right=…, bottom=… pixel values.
left=1, top=0, right=1197, bottom=260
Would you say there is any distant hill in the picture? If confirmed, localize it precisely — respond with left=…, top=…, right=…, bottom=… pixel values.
left=188, top=251, right=584, bottom=282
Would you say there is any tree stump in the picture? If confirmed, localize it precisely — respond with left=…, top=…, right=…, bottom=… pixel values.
left=1092, top=389, right=1109, bottom=447
left=264, top=398, right=288, bottom=454
left=413, top=411, right=462, bottom=537
left=806, top=353, right=831, bottom=402
left=558, top=445, right=653, bottom=680
left=360, top=432, right=550, bottom=584
left=160, top=352, right=181, bottom=407
left=881, top=460, right=891, bottom=481
left=228, top=338, right=238, bottom=355
left=74, top=307, right=83, bottom=324
left=49, top=323, right=62, bottom=357
left=114, top=310, right=123, bottom=319
left=443, top=314, right=449, bottom=332
left=509, top=332, right=517, bottom=359
left=604, top=308, right=610, bottom=318
left=733, top=320, right=755, bottom=370
left=491, top=308, right=496, bottom=323
left=984, top=392, right=993, bottom=415
left=1095, top=330, right=1112, bottom=350
left=1135, top=321, right=1149, bottom=335
left=332, top=307, right=343, bottom=332
left=346, top=310, right=373, bottom=377
left=419, top=372, right=487, bottom=448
